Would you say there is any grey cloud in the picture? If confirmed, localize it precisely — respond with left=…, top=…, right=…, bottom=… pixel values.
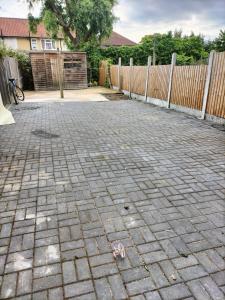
left=120, top=0, right=225, bottom=24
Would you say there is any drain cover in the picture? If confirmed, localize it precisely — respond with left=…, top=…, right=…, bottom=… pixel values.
left=31, top=130, right=60, bottom=139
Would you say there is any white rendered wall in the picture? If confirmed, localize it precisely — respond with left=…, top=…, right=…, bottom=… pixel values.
left=3, top=38, right=18, bottom=50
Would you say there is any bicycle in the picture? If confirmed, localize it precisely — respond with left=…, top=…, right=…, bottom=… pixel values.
left=8, top=78, right=24, bottom=105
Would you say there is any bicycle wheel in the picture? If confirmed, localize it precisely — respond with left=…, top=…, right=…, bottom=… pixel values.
left=8, top=82, right=18, bottom=105
left=15, top=86, right=24, bottom=101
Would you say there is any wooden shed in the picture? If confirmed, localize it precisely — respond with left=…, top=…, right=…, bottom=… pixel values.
left=30, top=51, right=88, bottom=90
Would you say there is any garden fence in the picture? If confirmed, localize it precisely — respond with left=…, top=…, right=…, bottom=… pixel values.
left=99, top=51, right=225, bottom=122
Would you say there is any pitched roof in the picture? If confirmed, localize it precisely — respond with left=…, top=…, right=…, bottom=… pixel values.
left=0, top=17, right=54, bottom=38
left=0, top=17, right=136, bottom=46
left=102, top=31, right=136, bottom=47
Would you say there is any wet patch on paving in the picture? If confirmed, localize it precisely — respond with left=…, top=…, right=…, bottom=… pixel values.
left=13, top=106, right=41, bottom=111
left=101, top=93, right=129, bottom=101
left=31, top=129, right=60, bottom=139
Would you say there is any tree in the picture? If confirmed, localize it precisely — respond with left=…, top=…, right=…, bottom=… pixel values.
left=180, top=33, right=208, bottom=61
left=28, top=0, right=117, bottom=49
left=214, top=30, right=225, bottom=51
left=141, top=33, right=177, bottom=64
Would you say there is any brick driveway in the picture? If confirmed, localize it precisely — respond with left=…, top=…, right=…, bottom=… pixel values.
left=0, top=100, right=225, bottom=300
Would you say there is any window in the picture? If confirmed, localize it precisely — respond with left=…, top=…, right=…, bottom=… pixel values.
left=31, top=38, right=37, bottom=50
left=41, top=39, right=56, bottom=50
left=64, top=58, right=82, bottom=69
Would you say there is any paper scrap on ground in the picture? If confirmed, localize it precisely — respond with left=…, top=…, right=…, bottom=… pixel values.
left=0, top=94, right=15, bottom=125
left=112, top=242, right=126, bottom=259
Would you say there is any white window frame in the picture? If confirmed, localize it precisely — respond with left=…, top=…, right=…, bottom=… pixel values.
left=41, top=39, right=56, bottom=50
left=31, top=38, right=37, bottom=50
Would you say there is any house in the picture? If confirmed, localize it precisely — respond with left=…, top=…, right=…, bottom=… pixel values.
left=102, top=31, right=137, bottom=47
left=0, top=17, right=136, bottom=51
left=0, top=17, right=67, bottom=51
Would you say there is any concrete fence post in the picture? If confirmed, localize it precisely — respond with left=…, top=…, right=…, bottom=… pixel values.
left=129, top=58, right=133, bottom=99
left=144, top=56, right=152, bottom=102
left=118, top=57, right=122, bottom=91
left=167, top=53, right=176, bottom=108
left=201, top=50, right=215, bottom=120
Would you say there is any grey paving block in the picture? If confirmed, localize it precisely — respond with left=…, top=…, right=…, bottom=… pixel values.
left=1, top=100, right=225, bottom=300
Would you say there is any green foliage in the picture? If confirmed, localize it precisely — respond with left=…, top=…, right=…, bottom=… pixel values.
left=214, top=30, right=225, bottom=51
left=81, top=42, right=104, bottom=82
left=42, top=10, right=60, bottom=39
left=28, top=14, right=41, bottom=34
left=0, top=45, right=33, bottom=90
left=104, top=77, right=110, bottom=88
left=85, top=29, right=225, bottom=82
left=0, top=46, right=8, bottom=59
left=176, top=54, right=195, bottom=65
left=28, top=0, right=117, bottom=49
left=139, top=32, right=209, bottom=65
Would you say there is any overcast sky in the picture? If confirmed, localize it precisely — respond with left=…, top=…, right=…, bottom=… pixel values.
left=0, top=0, right=224, bottom=42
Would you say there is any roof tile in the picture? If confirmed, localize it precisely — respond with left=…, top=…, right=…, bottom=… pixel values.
left=102, top=31, right=136, bottom=46
left=0, top=17, right=136, bottom=46
left=0, top=17, right=54, bottom=38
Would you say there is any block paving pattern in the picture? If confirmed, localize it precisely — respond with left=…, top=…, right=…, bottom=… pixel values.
left=0, top=100, right=225, bottom=299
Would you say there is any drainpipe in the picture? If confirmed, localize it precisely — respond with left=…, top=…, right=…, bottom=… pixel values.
left=0, top=29, right=4, bottom=46
left=29, top=31, right=32, bottom=50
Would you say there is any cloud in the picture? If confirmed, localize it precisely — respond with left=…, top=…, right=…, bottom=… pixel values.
left=0, top=0, right=40, bottom=18
left=113, top=0, right=225, bottom=42
left=0, top=0, right=224, bottom=43
left=117, top=0, right=225, bottom=24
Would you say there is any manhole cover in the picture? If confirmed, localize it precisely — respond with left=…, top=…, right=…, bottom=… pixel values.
left=31, top=130, right=60, bottom=139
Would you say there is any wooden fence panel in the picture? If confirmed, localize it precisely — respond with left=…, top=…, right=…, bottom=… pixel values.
left=121, top=66, right=130, bottom=91
left=147, top=65, right=170, bottom=100
left=110, top=65, right=118, bottom=87
left=171, top=65, right=207, bottom=110
left=206, top=51, right=225, bottom=118
left=106, top=52, right=225, bottom=121
left=131, top=66, right=146, bottom=95
left=99, top=61, right=108, bottom=86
